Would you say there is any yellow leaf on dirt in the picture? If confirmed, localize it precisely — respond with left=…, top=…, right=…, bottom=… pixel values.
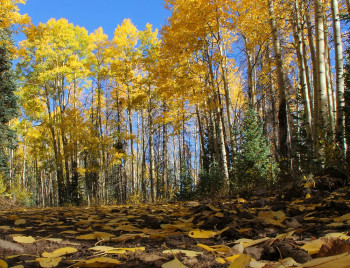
left=0, top=226, right=11, bottom=231
left=274, top=231, right=295, bottom=241
left=89, top=246, right=116, bottom=252
left=162, top=257, right=187, bottom=268
left=188, top=229, right=216, bottom=239
left=207, top=204, right=221, bottom=212
left=197, top=243, right=214, bottom=252
left=215, top=212, right=224, bottom=218
left=14, top=219, right=26, bottom=226
left=9, top=265, right=23, bottom=268
left=323, top=233, right=350, bottom=240
left=42, top=247, right=77, bottom=258
left=118, top=247, right=145, bottom=252
left=279, top=257, right=300, bottom=267
left=235, top=237, right=270, bottom=248
left=301, top=239, right=325, bottom=255
left=8, top=215, right=19, bottom=221
left=75, top=257, right=121, bottom=267
left=225, top=255, right=240, bottom=262
left=302, top=252, right=350, bottom=268
left=228, top=254, right=251, bottom=267
left=76, top=231, right=115, bottom=240
left=249, top=259, right=266, bottom=268
left=197, top=243, right=229, bottom=253
left=326, top=222, right=344, bottom=227
left=35, top=257, right=61, bottom=268
left=12, top=235, right=36, bottom=244
left=0, top=259, right=7, bottom=268
left=334, top=213, right=350, bottom=222
left=238, top=228, right=252, bottom=234
left=60, top=230, right=78, bottom=234
left=111, top=233, right=147, bottom=242
left=163, top=249, right=202, bottom=257
left=215, top=257, right=226, bottom=264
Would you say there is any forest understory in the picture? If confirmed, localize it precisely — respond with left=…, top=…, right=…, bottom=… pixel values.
left=0, top=171, right=350, bottom=268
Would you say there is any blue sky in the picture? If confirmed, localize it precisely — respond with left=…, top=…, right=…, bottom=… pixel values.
left=18, top=0, right=170, bottom=37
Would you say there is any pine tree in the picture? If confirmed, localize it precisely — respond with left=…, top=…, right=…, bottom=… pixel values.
left=233, top=108, right=278, bottom=190
left=0, top=28, right=18, bottom=175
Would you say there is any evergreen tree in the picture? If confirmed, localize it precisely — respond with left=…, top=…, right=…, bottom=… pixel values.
left=233, top=108, right=278, bottom=190
left=0, top=28, right=18, bottom=175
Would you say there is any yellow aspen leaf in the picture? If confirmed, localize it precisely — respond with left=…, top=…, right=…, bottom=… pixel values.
left=162, top=257, right=187, bottom=268
left=0, top=226, right=11, bottom=231
left=76, top=231, right=115, bottom=240
left=207, top=204, right=221, bottom=211
left=279, top=257, right=300, bottom=267
left=35, top=257, right=61, bottom=268
left=10, top=265, right=23, bottom=268
left=111, top=233, right=147, bottom=242
left=89, top=246, right=116, bottom=252
left=334, top=213, right=350, bottom=222
left=302, top=252, right=350, bottom=268
left=163, top=249, right=202, bottom=257
left=12, top=228, right=27, bottom=232
left=42, top=247, right=77, bottom=258
left=0, top=259, right=7, bottom=268
left=301, top=239, right=325, bottom=255
left=197, top=243, right=214, bottom=252
left=117, top=247, right=145, bottom=252
left=323, top=233, right=350, bottom=240
left=225, top=255, right=240, bottom=262
left=75, top=257, right=121, bottom=267
left=60, top=230, right=78, bottom=234
left=215, top=257, right=226, bottom=264
left=14, top=219, right=26, bottom=225
left=8, top=215, right=19, bottom=221
left=188, top=229, right=216, bottom=239
left=232, top=237, right=270, bottom=249
left=12, top=235, right=36, bottom=244
left=228, top=254, right=251, bottom=268
left=215, top=212, right=224, bottom=218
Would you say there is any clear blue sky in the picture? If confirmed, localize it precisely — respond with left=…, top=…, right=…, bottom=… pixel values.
left=18, top=0, right=170, bottom=37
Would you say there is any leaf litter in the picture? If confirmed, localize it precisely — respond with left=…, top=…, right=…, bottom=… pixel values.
left=0, top=186, right=349, bottom=267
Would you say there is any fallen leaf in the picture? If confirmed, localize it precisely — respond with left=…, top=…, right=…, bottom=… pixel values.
left=76, top=231, right=115, bottom=240
left=207, top=204, right=221, bottom=212
left=215, top=257, right=226, bottom=264
left=14, top=219, right=26, bottom=226
left=334, top=213, right=350, bottom=222
left=228, top=254, right=251, bottom=267
left=75, top=257, right=121, bottom=267
left=188, top=229, right=216, bottom=239
left=302, top=252, right=350, bottom=268
left=162, top=257, right=187, bottom=268
left=42, top=247, right=77, bottom=258
left=36, top=257, right=61, bottom=268
left=12, top=236, right=36, bottom=244
left=163, top=249, right=202, bottom=257
left=0, top=259, right=7, bottom=268
left=301, top=239, right=325, bottom=255
left=279, top=257, right=300, bottom=267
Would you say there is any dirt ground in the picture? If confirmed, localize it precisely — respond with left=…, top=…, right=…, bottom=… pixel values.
left=0, top=184, right=350, bottom=267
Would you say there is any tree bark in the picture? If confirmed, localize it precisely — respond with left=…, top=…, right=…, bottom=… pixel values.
left=331, top=0, right=347, bottom=155
left=268, top=0, right=289, bottom=165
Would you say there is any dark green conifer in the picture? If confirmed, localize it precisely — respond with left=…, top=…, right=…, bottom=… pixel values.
left=0, top=28, right=18, bottom=175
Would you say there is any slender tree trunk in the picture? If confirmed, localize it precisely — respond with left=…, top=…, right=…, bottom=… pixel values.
left=305, top=3, right=318, bottom=139
left=148, top=98, right=155, bottom=203
left=268, top=0, right=289, bottom=166
left=315, top=0, right=329, bottom=136
left=293, top=0, right=313, bottom=139
left=332, top=0, right=347, bottom=155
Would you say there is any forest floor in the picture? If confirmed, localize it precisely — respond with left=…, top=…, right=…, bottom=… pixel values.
left=0, top=178, right=350, bottom=267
